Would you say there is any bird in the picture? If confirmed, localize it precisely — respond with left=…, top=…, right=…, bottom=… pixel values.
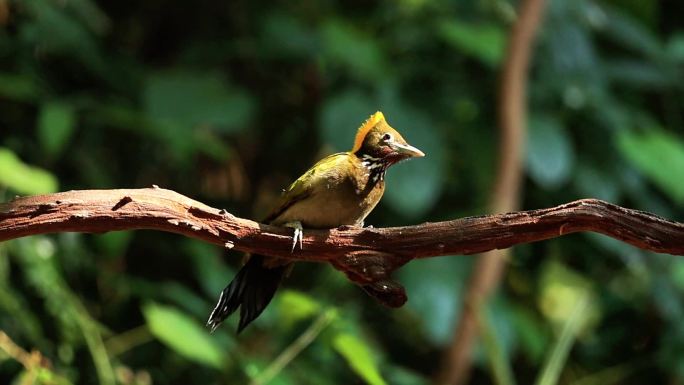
left=206, top=111, right=425, bottom=333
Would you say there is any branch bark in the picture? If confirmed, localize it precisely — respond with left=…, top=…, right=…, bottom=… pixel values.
left=2, top=188, right=684, bottom=263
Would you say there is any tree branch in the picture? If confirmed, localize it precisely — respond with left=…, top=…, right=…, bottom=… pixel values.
left=2, top=188, right=683, bottom=289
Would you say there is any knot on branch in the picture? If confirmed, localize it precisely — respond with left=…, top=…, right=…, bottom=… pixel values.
left=330, top=250, right=411, bottom=308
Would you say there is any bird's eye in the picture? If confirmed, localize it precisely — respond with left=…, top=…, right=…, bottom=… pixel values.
left=382, top=133, right=393, bottom=142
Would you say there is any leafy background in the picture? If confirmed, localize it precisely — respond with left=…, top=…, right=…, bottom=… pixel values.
left=1, top=0, right=684, bottom=384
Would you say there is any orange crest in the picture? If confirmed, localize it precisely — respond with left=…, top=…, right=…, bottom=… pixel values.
left=351, top=111, right=385, bottom=152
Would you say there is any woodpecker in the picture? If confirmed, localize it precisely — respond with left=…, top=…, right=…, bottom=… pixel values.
left=207, top=111, right=425, bottom=332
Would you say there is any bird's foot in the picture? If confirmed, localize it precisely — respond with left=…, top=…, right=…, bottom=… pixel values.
left=283, top=221, right=303, bottom=252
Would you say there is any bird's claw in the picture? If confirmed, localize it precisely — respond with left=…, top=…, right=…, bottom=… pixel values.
left=292, top=227, right=303, bottom=252
left=284, top=221, right=304, bottom=252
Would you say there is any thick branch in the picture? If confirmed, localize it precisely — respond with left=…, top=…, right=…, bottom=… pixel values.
left=1, top=188, right=683, bottom=258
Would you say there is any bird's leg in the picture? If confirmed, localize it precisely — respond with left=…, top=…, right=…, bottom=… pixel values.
left=283, top=221, right=303, bottom=252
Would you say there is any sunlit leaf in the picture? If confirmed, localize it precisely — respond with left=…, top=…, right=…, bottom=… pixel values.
left=538, top=261, right=599, bottom=332
left=37, top=102, right=76, bottom=157
left=277, top=290, right=322, bottom=328
left=142, top=302, right=226, bottom=368
left=333, top=333, right=387, bottom=385
left=617, top=129, right=684, bottom=203
left=0, top=148, right=58, bottom=194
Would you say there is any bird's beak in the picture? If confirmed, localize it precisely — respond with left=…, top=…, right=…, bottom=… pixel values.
left=391, top=142, right=425, bottom=158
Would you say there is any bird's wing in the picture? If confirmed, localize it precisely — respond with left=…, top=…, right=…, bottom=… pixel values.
left=262, top=152, right=349, bottom=224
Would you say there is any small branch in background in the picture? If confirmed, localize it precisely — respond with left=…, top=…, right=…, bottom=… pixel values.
left=0, top=329, right=71, bottom=384
left=250, top=310, right=335, bottom=385
left=534, top=295, right=589, bottom=385
left=0, top=330, right=40, bottom=370
left=0, top=0, right=9, bottom=26
left=436, top=0, right=548, bottom=383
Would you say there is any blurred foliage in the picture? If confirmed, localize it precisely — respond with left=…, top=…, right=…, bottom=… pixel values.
left=1, top=0, right=684, bottom=384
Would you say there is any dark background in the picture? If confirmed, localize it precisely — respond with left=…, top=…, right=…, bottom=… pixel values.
left=2, top=0, right=684, bottom=384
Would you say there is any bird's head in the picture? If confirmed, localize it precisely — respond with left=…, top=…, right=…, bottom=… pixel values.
left=351, top=111, right=425, bottom=164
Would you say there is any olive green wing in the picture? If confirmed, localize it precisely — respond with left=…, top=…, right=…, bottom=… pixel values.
left=263, top=152, right=349, bottom=224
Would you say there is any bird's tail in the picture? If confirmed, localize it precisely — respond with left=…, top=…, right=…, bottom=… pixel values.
left=207, top=255, right=287, bottom=333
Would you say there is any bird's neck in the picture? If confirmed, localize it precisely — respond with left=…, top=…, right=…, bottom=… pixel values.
left=357, top=152, right=389, bottom=184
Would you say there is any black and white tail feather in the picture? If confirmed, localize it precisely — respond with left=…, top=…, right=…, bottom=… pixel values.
left=206, top=255, right=287, bottom=333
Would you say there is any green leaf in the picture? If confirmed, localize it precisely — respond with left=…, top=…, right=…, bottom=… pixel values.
left=526, top=115, right=575, bottom=189
left=320, top=90, right=375, bottom=152
left=666, top=33, right=684, bottom=62
left=0, top=73, right=40, bottom=101
left=142, top=302, right=226, bottom=368
left=37, top=102, right=76, bottom=157
left=538, top=261, right=599, bottom=331
left=184, top=240, right=233, bottom=297
left=480, top=305, right=516, bottom=385
left=604, top=59, right=669, bottom=89
left=157, top=281, right=212, bottom=318
left=573, top=165, right=620, bottom=202
left=333, top=333, right=387, bottom=385
left=93, top=231, right=133, bottom=258
left=601, top=6, right=663, bottom=59
left=66, top=0, right=110, bottom=35
left=0, top=148, right=58, bottom=194
left=510, top=306, right=548, bottom=364
left=437, top=21, right=505, bottom=67
left=617, top=129, right=684, bottom=203
left=384, top=366, right=428, bottom=385
left=399, top=257, right=470, bottom=344
left=260, top=13, right=318, bottom=58
left=144, top=70, right=254, bottom=133
left=277, top=290, right=322, bottom=328
left=21, top=0, right=103, bottom=73
left=321, top=21, right=387, bottom=80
